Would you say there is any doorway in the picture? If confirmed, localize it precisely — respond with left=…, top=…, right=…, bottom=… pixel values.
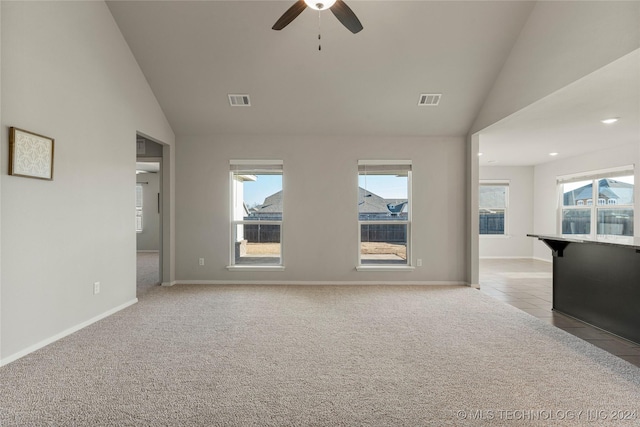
left=136, top=136, right=164, bottom=295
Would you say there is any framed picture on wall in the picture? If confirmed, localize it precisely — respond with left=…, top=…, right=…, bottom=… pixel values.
left=9, top=127, right=55, bottom=180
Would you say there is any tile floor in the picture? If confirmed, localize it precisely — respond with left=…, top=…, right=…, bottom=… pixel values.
left=479, top=258, right=640, bottom=368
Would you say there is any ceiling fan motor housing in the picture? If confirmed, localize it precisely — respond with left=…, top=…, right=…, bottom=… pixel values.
left=304, top=0, right=336, bottom=10
left=273, top=0, right=363, bottom=34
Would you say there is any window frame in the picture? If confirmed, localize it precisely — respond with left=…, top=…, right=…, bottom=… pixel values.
left=228, top=160, right=284, bottom=271
left=356, top=160, right=413, bottom=271
left=557, top=166, right=634, bottom=238
left=479, top=180, right=509, bottom=237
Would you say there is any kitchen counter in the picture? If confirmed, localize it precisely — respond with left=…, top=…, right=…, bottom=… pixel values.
left=529, top=233, right=640, bottom=344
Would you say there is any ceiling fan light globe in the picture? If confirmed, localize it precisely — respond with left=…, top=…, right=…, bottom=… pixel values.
left=304, top=0, right=336, bottom=10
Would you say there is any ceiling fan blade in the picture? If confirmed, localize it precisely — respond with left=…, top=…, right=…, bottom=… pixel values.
left=272, top=0, right=307, bottom=30
left=330, top=0, right=363, bottom=34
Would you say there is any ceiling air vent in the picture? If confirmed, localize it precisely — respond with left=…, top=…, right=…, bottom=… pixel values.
left=418, top=93, right=441, bottom=106
left=228, top=94, right=251, bottom=107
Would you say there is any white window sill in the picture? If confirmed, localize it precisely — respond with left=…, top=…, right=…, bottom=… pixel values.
left=356, top=265, right=415, bottom=272
left=480, top=234, right=510, bottom=239
left=226, top=265, right=285, bottom=272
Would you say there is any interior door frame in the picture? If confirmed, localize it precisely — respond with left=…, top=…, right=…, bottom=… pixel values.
left=136, top=156, right=163, bottom=284
left=136, top=131, right=173, bottom=286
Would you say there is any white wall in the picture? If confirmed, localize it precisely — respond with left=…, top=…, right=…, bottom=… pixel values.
left=162, top=143, right=176, bottom=286
left=479, top=166, right=534, bottom=258
left=472, top=1, right=640, bottom=134
left=0, top=2, right=3, bottom=359
left=1, top=1, right=174, bottom=362
left=466, top=134, right=479, bottom=285
left=136, top=172, right=161, bottom=251
left=175, top=135, right=467, bottom=284
left=532, top=142, right=639, bottom=261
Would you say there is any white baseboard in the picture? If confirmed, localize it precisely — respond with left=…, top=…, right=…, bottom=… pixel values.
left=479, top=255, right=552, bottom=263
left=479, top=256, right=534, bottom=259
left=174, top=280, right=468, bottom=286
left=0, top=298, right=138, bottom=367
left=161, top=281, right=176, bottom=287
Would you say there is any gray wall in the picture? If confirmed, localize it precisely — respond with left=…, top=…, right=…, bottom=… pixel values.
left=175, top=135, right=467, bottom=284
left=137, top=139, right=164, bottom=158
left=137, top=172, right=161, bottom=251
left=479, top=166, right=534, bottom=258
left=1, top=1, right=174, bottom=362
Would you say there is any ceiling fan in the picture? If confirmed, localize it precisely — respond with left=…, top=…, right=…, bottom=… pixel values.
left=272, top=0, right=363, bottom=34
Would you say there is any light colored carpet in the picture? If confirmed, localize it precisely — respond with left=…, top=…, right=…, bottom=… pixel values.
left=1, top=285, right=640, bottom=426
left=137, top=252, right=160, bottom=295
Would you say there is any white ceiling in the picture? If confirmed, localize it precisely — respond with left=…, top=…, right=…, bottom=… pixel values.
left=479, top=49, right=640, bottom=167
left=107, top=1, right=638, bottom=166
left=107, top=1, right=534, bottom=137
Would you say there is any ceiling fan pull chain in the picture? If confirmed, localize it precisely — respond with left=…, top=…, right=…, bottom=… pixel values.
left=318, top=11, right=322, bottom=51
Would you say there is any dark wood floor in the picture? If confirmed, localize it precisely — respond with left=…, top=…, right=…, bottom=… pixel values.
left=480, top=258, right=640, bottom=368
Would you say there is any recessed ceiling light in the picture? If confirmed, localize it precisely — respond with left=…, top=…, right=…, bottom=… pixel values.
left=549, top=152, right=558, bottom=156
left=477, top=152, right=483, bottom=156
left=601, top=118, right=619, bottom=124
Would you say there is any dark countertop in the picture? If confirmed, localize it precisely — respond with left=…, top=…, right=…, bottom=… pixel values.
left=528, top=233, right=640, bottom=250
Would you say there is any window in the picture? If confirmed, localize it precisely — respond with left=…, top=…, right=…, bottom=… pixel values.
left=561, top=179, right=591, bottom=234
left=559, top=167, right=634, bottom=237
left=135, top=184, right=143, bottom=232
left=479, top=182, right=509, bottom=235
left=230, top=160, right=283, bottom=267
left=358, top=160, right=411, bottom=267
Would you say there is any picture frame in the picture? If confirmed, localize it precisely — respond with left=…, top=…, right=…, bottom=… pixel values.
left=9, top=127, right=55, bottom=180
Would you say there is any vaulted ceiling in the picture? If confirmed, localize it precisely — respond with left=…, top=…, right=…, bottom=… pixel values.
left=108, top=1, right=639, bottom=166
left=107, top=1, right=534, bottom=137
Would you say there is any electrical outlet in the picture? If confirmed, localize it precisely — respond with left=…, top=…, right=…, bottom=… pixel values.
left=417, top=259, right=422, bottom=267
left=93, top=281, right=100, bottom=295
left=199, top=258, right=205, bottom=266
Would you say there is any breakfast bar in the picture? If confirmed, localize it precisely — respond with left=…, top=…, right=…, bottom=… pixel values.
left=529, top=234, right=640, bottom=344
